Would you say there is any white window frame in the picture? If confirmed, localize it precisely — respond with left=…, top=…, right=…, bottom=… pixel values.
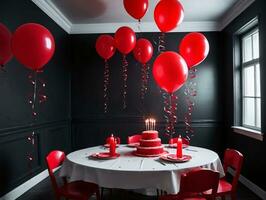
left=241, top=28, right=261, bottom=131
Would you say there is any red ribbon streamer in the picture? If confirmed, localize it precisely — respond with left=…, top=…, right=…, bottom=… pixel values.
left=27, top=70, right=47, bottom=171
left=103, top=60, right=110, bottom=113
left=122, top=54, right=128, bottom=109
left=184, top=68, right=197, bottom=140
left=163, top=92, right=178, bottom=139
left=141, top=63, right=150, bottom=100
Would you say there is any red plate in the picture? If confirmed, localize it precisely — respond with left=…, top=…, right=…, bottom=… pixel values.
left=127, top=143, right=140, bottom=148
left=132, top=150, right=168, bottom=157
left=103, top=144, right=119, bottom=148
left=168, top=144, right=189, bottom=148
left=91, top=152, right=120, bottom=159
left=160, top=154, right=191, bottom=163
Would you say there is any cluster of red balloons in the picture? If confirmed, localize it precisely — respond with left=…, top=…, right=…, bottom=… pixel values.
left=96, top=26, right=154, bottom=66
left=96, top=26, right=138, bottom=60
left=123, top=0, right=184, bottom=33
left=153, top=33, right=209, bottom=94
left=0, top=23, right=55, bottom=71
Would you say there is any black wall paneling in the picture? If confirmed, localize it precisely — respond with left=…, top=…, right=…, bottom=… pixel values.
left=0, top=0, right=71, bottom=196
left=222, top=0, right=266, bottom=191
left=70, top=32, right=226, bottom=155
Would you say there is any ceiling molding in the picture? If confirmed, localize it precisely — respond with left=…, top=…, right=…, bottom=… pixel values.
left=71, top=21, right=219, bottom=34
left=218, top=0, right=256, bottom=31
left=31, top=0, right=72, bottom=33
left=32, top=0, right=255, bottom=34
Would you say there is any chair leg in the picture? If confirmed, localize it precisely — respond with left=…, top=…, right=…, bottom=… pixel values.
left=96, top=188, right=101, bottom=200
left=231, top=193, right=237, bottom=200
left=156, top=189, right=160, bottom=197
left=100, top=187, right=104, bottom=200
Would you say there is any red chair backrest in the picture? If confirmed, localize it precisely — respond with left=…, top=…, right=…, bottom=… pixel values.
left=223, top=149, right=243, bottom=191
left=127, top=134, right=142, bottom=144
left=169, top=137, right=190, bottom=145
left=106, top=136, right=121, bottom=144
left=46, top=150, right=66, bottom=196
left=179, top=168, right=220, bottom=199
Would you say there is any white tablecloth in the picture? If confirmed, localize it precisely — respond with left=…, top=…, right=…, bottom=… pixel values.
left=60, top=145, right=224, bottom=194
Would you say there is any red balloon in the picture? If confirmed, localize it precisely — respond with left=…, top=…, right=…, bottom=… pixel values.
left=153, top=51, right=188, bottom=93
left=114, top=26, right=136, bottom=55
left=179, top=32, right=209, bottom=69
left=12, top=23, right=55, bottom=71
left=123, top=0, right=148, bottom=20
left=154, top=0, right=184, bottom=32
left=133, top=38, right=153, bottom=64
left=96, top=35, right=116, bottom=60
left=0, top=23, right=13, bottom=66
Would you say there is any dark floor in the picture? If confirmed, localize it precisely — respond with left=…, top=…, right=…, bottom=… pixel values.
left=17, top=175, right=261, bottom=200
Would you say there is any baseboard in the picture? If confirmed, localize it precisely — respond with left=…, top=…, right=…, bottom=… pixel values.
left=0, top=168, right=58, bottom=200
left=228, top=168, right=266, bottom=200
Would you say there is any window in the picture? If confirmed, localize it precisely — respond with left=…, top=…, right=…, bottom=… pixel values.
left=241, top=28, right=261, bottom=130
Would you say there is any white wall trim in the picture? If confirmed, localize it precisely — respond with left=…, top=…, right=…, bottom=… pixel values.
left=71, top=21, right=219, bottom=34
left=232, top=126, right=264, bottom=141
left=0, top=168, right=59, bottom=200
left=32, top=0, right=255, bottom=34
left=219, top=0, right=256, bottom=31
left=228, top=168, right=266, bottom=200
left=31, top=0, right=72, bottom=33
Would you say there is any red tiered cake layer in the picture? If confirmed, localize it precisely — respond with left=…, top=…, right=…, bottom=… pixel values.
left=141, top=131, right=158, bottom=140
left=135, top=131, right=165, bottom=157
left=139, top=138, right=161, bottom=147
left=136, top=146, right=164, bottom=155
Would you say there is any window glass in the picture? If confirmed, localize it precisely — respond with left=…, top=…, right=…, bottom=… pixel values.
left=256, top=99, right=261, bottom=128
left=243, top=36, right=252, bottom=62
left=253, top=32, right=259, bottom=59
left=243, top=98, right=255, bottom=127
left=255, top=64, right=260, bottom=97
left=243, top=66, right=255, bottom=96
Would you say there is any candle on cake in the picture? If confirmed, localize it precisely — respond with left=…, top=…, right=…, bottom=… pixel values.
left=145, top=118, right=156, bottom=130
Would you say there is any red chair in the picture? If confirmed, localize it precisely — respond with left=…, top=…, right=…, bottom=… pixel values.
left=159, top=168, right=220, bottom=200
left=169, top=137, right=190, bottom=145
left=206, top=149, right=243, bottom=200
left=46, top=150, right=100, bottom=200
left=106, top=136, right=121, bottom=144
left=127, top=134, right=142, bottom=144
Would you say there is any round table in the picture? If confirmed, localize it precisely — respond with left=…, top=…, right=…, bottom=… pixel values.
left=60, top=145, right=224, bottom=194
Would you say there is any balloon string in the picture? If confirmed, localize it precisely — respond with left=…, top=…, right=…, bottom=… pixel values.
left=141, top=63, right=149, bottom=100
left=137, top=19, right=142, bottom=34
left=27, top=70, right=47, bottom=172
left=163, top=92, right=178, bottom=138
left=122, top=54, right=128, bottom=109
left=103, top=60, right=110, bottom=113
left=158, top=32, right=166, bottom=54
left=184, top=68, right=197, bottom=140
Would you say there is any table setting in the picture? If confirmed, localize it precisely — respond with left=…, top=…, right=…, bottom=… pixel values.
left=60, top=118, right=225, bottom=195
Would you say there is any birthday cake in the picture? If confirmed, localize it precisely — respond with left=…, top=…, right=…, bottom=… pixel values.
left=135, top=130, right=165, bottom=156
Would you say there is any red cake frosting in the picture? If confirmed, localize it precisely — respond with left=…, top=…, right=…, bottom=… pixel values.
left=135, top=130, right=165, bottom=157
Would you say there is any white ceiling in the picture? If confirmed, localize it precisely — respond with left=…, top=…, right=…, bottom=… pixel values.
left=32, top=0, right=255, bottom=34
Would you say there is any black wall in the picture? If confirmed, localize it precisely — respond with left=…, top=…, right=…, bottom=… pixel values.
left=222, top=0, right=266, bottom=191
left=2, top=0, right=265, bottom=197
left=70, top=32, right=226, bottom=155
left=0, top=0, right=71, bottom=196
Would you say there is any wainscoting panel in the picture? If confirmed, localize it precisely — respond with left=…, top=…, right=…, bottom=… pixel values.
left=0, top=120, right=71, bottom=197
left=72, top=116, right=224, bottom=156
